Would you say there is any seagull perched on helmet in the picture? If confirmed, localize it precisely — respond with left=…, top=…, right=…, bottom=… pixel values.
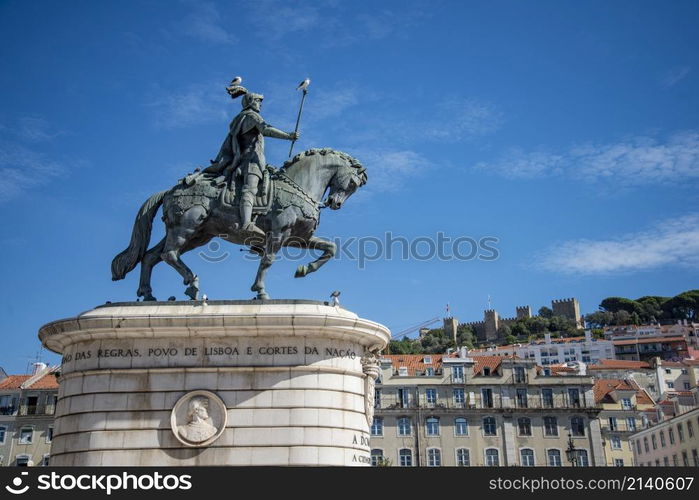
left=297, top=78, right=311, bottom=91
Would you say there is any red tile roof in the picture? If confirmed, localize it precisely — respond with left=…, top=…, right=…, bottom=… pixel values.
left=0, top=375, right=31, bottom=389
left=384, top=354, right=445, bottom=376
left=26, top=374, right=59, bottom=389
left=593, top=378, right=653, bottom=405
left=472, top=356, right=504, bottom=376
left=588, top=359, right=651, bottom=370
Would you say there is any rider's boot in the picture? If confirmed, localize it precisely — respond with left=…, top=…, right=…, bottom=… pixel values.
left=240, top=190, right=265, bottom=238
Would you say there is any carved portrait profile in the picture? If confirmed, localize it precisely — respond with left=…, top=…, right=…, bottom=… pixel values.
left=171, top=390, right=227, bottom=447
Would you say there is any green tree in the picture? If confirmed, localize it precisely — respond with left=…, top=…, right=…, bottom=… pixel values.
left=600, top=297, right=644, bottom=315
left=538, top=306, right=553, bottom=318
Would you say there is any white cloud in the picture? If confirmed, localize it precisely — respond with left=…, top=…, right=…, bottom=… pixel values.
left=535, top=214, right=699, bottom=275
left=661, top=66, right=691, bottom=88
left=476, top=131, right=699, bottom=184
left=179, top=1, right=236, bottom=44
left=350, top=148, right=429, bottom=192
left=148, top=83, right=229, bottom=129
left=249, top=0, right=320, bottom=41
left=426, top=98, right=503, bottom=141
left=306, top=87, right=358, bottom=122
left=0, top=142, right=66, bottom=203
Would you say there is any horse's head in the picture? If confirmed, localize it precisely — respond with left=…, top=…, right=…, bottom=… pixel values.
left=325, top=153, right=367, bottom=210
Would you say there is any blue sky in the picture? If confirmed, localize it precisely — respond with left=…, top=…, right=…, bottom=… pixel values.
left=1, top=0, right=698, bottom=373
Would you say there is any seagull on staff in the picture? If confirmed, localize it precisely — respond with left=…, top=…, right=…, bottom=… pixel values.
left=297, top=78, right=311, bottom=91
left=229, top=76, right=242, bottom=86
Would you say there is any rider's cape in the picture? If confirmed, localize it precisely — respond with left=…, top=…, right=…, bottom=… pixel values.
left=213, top=109, right=267, bottom=178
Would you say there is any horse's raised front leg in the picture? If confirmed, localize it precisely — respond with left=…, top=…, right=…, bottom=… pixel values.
left=294, top=236, right=337, bottom=278
left=161, top=206, right=206, bottom=300
left=251, top=232, right=281, bottom=300
left=137, top=237, right=165, bottom=301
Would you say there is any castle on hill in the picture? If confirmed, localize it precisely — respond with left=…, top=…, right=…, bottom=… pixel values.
left=441, top=297, right=582, bottom=344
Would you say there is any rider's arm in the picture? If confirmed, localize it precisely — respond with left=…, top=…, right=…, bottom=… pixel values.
left=262, top=125, right=298, bottom=141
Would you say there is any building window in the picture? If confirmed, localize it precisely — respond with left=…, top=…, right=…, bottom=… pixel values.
left=544, top=416, right=558, bottom=436
left=516, top=388, right=528, bottom=408
left=684, top=382, right=691, bottom=390
left=687, top=420, right=694, bottom=438
left=483, top=367, right=491, bottom=376
left=399, top=449, right=412, bottom=467
left=692, top=449, right=698, bottom=467
left=518, top=417, right=532, bottom=436
left=453, top=388, right=465, bottom=405
left=547, top=449, right=562, bottom=466
left=514, top=366, right=526, bottom=383
left=636, top=440, right=642, bottom=455
left=609, top=417, right=618, bottom=431
left=454, top=417, right=468, bottom=436
left=398, top=388, right=410, bottom=408
left=651, top=434, right=657, bottom=450
left=426, top=417, right=440, bottom=436
left=483, top=416, right=497, bottom=436
left=15, top=455, right=30, bottom=467
left=398, top=417, right=411, bottom=436
left=481, top=388, right=494, bottom=408
left=677, top=424, right=685, bottom=442
left=682, top=451, right=689, bottom=466
left=485, top=448, right=500, bottom=466
left=0, top=426, right=6, bottom=445
left=427, top=448, right=441, bottom=467
left=41, top=454, right=50, bottom=466
left=425, top=388, right=437, bottom=405
left=643, top=437, right=649, bottom=453
left=614, top=458, right=624, bottom=467
left=26, top=396, right=38, bottom=415
left=371, top=417, right=383, bottom=436
left=398, top=367, right=408, bottom=377
left=621, top=398, right=632, bottom=410
left=673, top=454, right=679, bottom=466
left=370, top=449, right=384, bottom=467
left=577, top=449, right=589, bottom=467
left=423, top=356, right=432, bottom=364
left=611, top=435, right=622, bottom=450
left=46, top=427, right=53, bottom=444
left=425, top=367, right=435, bottom=376
left=542, top=388, right=554, bottom=408
left=456, top=448, right=470, bottom=466
left=667, top=382, right=674, bottom=389
left=520, top=448, right=535, bottom=466
left=627, top=417, right=636, bottom=432
left=452, top=365, right=464, bottom=382
left=571, top=417, right=585, bottom=437
left=374, top=389, right=381, bottom=408
left=19, top=428, right=33, bottom=444
left=665, top=369, right=671, bottom=374
left=668, top=428, right=675, bottom=444
left=660, top=431, right=666, bottom=447
left=568, top=388, right=581, bottom=408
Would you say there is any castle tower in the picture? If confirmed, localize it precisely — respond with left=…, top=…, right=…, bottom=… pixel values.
left=443, top=317, right=459, bottom=344
left=484, top=309, right=499, bottom=342
left=551, top=298, right=582, bottom=327
left=516, top=305, right=532, bottom=319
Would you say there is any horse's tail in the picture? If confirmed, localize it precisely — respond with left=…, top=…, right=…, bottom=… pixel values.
left=111, top=190, right=168, bottom=281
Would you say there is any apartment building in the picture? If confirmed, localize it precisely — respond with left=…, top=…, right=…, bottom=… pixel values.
left=629, top=407, right=699, bottom=466
left=371, top=352, right=604, bottom=466
left=0, top=365, right=59, bottom=466
left=593, top=379, right=655, bottom=467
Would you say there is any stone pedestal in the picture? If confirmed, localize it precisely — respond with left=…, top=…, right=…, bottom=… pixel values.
left=38, top=300, right=390, bottom=466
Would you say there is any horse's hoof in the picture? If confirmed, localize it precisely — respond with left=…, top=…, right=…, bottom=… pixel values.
left=185, top=286, right=199, bottom=300
left=294, top=265, right=307, bottom=278
left=256, top=292, right=270, bottom=300
left=143, top=294, right=157, bottom=302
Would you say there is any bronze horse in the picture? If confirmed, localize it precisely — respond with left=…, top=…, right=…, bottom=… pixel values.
left=111, top=148, right=366, bottom=300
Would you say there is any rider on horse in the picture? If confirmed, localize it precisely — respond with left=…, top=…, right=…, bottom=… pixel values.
left=204, top=89, right=299, bottom=237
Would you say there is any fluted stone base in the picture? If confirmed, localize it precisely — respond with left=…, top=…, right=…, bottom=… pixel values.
left=39, top=300, right=390, bottom=466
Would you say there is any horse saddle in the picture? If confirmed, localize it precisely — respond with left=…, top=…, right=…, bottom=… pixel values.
left=219, top=166, right=274, bottom=213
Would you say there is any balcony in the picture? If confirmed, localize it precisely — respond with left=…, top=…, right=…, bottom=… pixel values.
left=0, top=406, right=17, bottom=415
left=377, top=395, right=599, bottom=412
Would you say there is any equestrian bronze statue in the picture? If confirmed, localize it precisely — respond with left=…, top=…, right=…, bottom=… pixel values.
left=111, top=78, right=367, bottom=300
